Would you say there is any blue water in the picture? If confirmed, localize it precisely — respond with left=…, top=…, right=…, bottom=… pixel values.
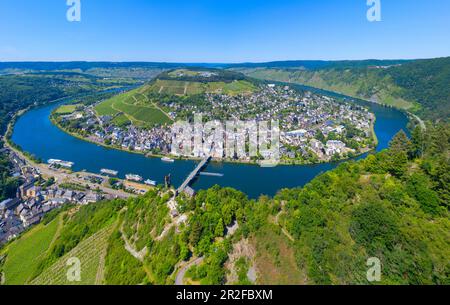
left=11, top=85, right=409, bottom=198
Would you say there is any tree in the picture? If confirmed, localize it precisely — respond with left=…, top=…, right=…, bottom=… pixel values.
left=389, top=130, right=412, bottom=156
left=411, top=126, right=425, bottom=158
left=214, top=218, right=224, bottom=237
left=349, top=202, right=400, bottom=253
left=189, top=220, right=202, bottom=246
left=387, top=130, right=411, bottom=177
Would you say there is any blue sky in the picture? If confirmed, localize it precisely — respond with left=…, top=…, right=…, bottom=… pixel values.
left=0, top=0, right=449, bottom=62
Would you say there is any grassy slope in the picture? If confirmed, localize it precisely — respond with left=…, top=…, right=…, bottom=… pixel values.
left=95, top=88, right=171, bottom=126
left=55, top=104, right=80, bottom=114
left=1, top=216, right=61, bottom=284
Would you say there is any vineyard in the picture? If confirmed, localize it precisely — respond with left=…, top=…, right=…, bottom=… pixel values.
left=30, top=224, right=115, bottom=285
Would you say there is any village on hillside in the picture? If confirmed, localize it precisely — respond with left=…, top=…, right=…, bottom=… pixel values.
left=53, top=83, right=375, bottom=164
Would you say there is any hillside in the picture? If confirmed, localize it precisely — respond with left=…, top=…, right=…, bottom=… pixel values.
left=95, top=87, right=173, bottom=127
left=237, top=57, right=450, bottom=122
left=1, top=123, right=448, bottom=285
left=94, top=69, right=258, bottom=126
left=145, top=68, right=257, bottom=96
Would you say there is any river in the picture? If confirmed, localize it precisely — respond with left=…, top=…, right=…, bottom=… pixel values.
left=11, top=84, right=409, bottom=198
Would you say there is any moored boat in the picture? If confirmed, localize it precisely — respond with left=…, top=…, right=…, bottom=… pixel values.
left=144, top=179, right=157, bottom=186
left=100, top=168, right=118, bottom=176
left=161, top=157, right=175, bottom=163
left=48, top=159, right=74, bottom=168
left=125, top=174, right=143, bottom=182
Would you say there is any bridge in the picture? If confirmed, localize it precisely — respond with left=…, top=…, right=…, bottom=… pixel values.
left=177, top=155, right=211, bottom=195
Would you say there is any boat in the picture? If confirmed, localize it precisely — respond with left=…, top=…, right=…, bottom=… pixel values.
left=100, top=169, right=118, bottom=176
left=144, top=179, right=157, bottom=186
left=161, top=157, right=175, bottom=163
left=125, top=174, right=143, bottom=182
left=47, top=159, right=74, bottom=168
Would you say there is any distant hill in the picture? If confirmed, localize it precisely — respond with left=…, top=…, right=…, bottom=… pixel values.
left=225, top=59, right=412, bottom=70
left=0, top=60, right=412, bottom=73
left=2, top=59, right=448, bottom=121
left=145, top=68, right=258, bottom=96
left=236, top=57, right=450, bottom=122
left=0, top=62, right=214, bottom=72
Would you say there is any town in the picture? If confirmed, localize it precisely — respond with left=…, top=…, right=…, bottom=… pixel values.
left=52, top=83, right=375, bottom=164
left=0, top=146, right=137, bottom=245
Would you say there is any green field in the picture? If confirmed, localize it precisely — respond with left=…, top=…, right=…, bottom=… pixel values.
left=1, top=216, right=61, bottom=284
left=95, top=89, right=172, bottom=126
left=30, top=224, right=114, bottom=285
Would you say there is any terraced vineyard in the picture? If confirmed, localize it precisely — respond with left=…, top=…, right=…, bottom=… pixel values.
left=146, top=79, right=257, bottom=96
left=30, top=224, right=115, bottom=285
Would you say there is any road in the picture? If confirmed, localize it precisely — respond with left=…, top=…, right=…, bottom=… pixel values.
left=39, top=165, right=133, bottom=198
left=175, top=257, right=204, bottom=285
left=409, top=112, right=426, bottom=131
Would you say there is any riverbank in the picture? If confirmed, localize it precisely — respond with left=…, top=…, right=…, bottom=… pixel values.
left=9, top=84, right=410, bottom=198
left=3, top=136, right=135, bottom=199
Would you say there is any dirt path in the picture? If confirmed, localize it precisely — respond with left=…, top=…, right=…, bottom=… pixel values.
left=410, top=112, right=426, bottom=131
left=48, top=214, right=64, bottom=251
left=95, top=215, right=124, bottom=285
left=110, top=100, right=144, bottom=125
left=120, top=225, right=147, bottom=262
left=175, top=257, right=204, bottom=285
left=274, top=210, right=295, bottom=242
left=154, top=222, right=174, bottom=241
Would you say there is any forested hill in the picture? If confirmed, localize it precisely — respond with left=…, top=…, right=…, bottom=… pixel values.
left=386, top=57, right=450, bottom=121
left=237, top=57, right=450, bottom=122
left=225, top=59, right=412, bottom=70
left=1, top=123, right=448, bottom=285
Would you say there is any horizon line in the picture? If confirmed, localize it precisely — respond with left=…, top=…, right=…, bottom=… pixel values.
left=1, top=56, right=449, bottom=65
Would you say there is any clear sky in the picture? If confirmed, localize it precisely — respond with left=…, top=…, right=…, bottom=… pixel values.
left=0, top=0, right=449, bottom=62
